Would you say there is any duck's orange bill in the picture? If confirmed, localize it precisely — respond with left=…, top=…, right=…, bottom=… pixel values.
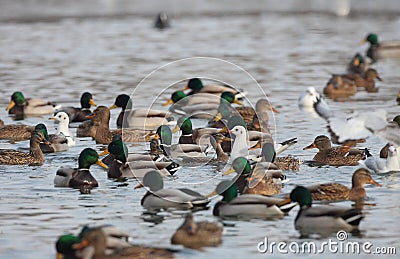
left=162, top=99, right=174, bottom=106
left=135, top=183, right=144, bottom=189
left=370, top=179, right=382, bottom=187
left=96, top=159, right=108, bottom=169
left=99, top=148, right=109, bottom=156
left=303, top=142, right=317, bottom=150
left=222, top=167, right=235, bottom=176
left=72, top=239, right=89, bottom=250
left=89, top=99, right=97, bottom=107
left=6, top=100, right=15, bottom=111
left=218, top=127, right=229, bottom=134
left=109, top=104, right=118, bottom=110
left=86, top=114, right=96, bottom=119
left=271, top=107, right=279, bottom=113
left=181, top=86, right=190, bottom=91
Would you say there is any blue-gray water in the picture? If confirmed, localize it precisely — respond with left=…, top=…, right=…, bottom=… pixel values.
left=0, top=1, right=399, bottom=258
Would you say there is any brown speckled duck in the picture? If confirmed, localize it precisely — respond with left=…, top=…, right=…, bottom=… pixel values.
left=235, top=98, right=278, bottom=130
left=0, top=123, right=35, bottom=141
left=171, top=214, right=223, bottom=249
left=323, top=75, right=357, bottom=98
left=342, top=68, right=382, bottom=92
left=303, top=135, right=365, bottom=166
left=307, top=168, right=381, bottom=201
left=0, top=129, right=48, bottom=165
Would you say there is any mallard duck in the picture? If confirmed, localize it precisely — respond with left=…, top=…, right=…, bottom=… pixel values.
left=0, top=123, right=35, bottom=141
left=135, top=170, right=209, bottom=211
left=155, top=125, right=211, bottom=159
left=347, top=53, right=369, bottom=74
left=183, top=78, right=245, bottom=98
left=397, top=91, right=400, bottom=105
left=88, top=106, right=154, bottom=144
left=35, top=124, right=68, bottom=153
left=342, top=68, right=382, bottom=92
left=56, top=225, right=133, bottom=259
left=163, top=91, right=220, bottom=119
left=362, top=33, right=400, bottom=63
left=57, top=92, right=96, bottom=123
left=287, top=186, right=364, bottom=237
left=72, top=227, right=175, bottom=259
left=361, top=146, right=400, bottom=173
left=303, top=135, right=365, bottom=166
left=306, top=168, right=381, bottom=201
left=253, top=141, right=301, bottom=171
left=223, top=157, right=285, bottom=196
left=323, top=75, right=357, bottom=98
left=209, top=133, right=230, bottom=162
left=209, top=180, right=296, bottom=220
left=154, top=12, right=170, bottom=29
left=109, top=94, right=173, bottom=130
left=6, top=91, right=60, bottom=116
left=172, top=116, right=222, bottom=145
left=0, top=119, right=3, bottom=127
left=0, top=129, right=48, bottom=165
left=100, top=135, right=180, bottom=178
left=54, top=148, right=108, bottom=188
left=209, top=92, right=243, bottom=126
left=235, top=98, right=278, bottom=130
left=171, top=214, right=222, bottom=249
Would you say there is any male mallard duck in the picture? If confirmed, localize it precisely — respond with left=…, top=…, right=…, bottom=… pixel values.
left=172, top=116, right=222, bottom=145
left=209, top=92, right=243, bottom=127
left=342, top=68, right=382, bottom=92
left=54, top=148, right=108, bottom=188
left=135, top=170, right=209, bottom=211
left=6, top=91, right=60, bottom=116
left=35, top=124, right=68, bottom=153
left=361, top=146, right=400, bottom=173
left=255, top=142, right=301, bottom=171
left=109, top=94, right=173, bottom=130
left=362, top=33, right=400, bottom=63
left=223, top=157, right=285, bottom=196
left=72, top=227, right=175, bottom=259
left=303, top=135, right=365, bottom=166
left=154, top=12, right=170, bottom=29
left=163, top=91, right=221, bottom=119
left=155, top=125, right=211, bottom=159
left=347, top=53, right=369, bottom=74
left=57, top=92, right=96, bottom=123
left=235, top=98, right=278, bottom=129
left=171, top=214, right=222, bottom=249
left=306, top=168, right=381, bottom=201
left=88, top=106, right=154, bottom=144
left=56, top=234, right=81, bottom=259
left=0, top=123, right=35, bottom=141
left=100, top=135, right=180, bottom=178
left=183, top=78, right=245, bottom=98
left=323, top=75, right=357, bottom=98
left=209, top=180, right=296, bottom=220
left=0, top=129, right=48, bottom=165
left=287, top=186, right=364, bottom=237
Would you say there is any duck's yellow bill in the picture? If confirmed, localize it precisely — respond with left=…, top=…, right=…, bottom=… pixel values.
left=6, top=100, right=15, bottom=111
left=134, top=182, right=144, bottom=189
left=353, top=57, right=360, bottom=66
left=99, top=148, right=109, bottom=156
left=233, top=99, right=243, bottom=105
left=218, top=127, right=229, bottom=134
left=151, top=133, right=160, bottom=139
left=222, top=167, right=235, bottom=176
left=89, top=99, right=97, bottom=107
left=181, top=86, right=190, bottom=91
left=277, top=197, right=292, bottom=207
left=96, top=159, right=108, bottom=169
left=206, top=190, right=218, bottom=198
left=214, top=113, right=223, bottom=122
left=162, top=99, right=174, bottom=106
left=109, top=104, right=118, bottom=110
left=171, top=125, right=180, bottom=133
left=56, top=253, right=64, bottom=259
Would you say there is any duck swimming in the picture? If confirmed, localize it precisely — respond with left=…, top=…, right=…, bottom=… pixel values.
left=57, top=92, right=96, bottom=123
left=6, top=91, right=60, bottom=117
left=183, top=78, right=245, bottom=99
left=0, top=129, right=48, bottom=165
left=347, top=53, right=369, bottom=74
left=0, top=122, right=35, bottom=141
left=362, top=33, right=400, bottom=63
left=54, top=148, right=108, bottom=188
left=341, top=68, right=382, bottom=92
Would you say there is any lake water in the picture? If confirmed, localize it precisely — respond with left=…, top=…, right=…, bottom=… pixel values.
left=0, top=1, right=399, bottom=258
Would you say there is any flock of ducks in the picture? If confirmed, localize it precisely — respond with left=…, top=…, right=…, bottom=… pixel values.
left=0, top=32, right=399, bottom=259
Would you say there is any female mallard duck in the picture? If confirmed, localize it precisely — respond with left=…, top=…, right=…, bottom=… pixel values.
left=162, top=90, right=220, bottom=119
left=183, top=78, right=245, bottom=98
left=287, top=186, right=364, bottom=237
left=362, top=33, right=400, bottom=63
left=209, top=180, right=296, bottom=220
left=347, top=53, right=369, bottom=74
left=342, top=68, right=382, bottom=92
left=222, top=157, right=285, bottom=196
left=155, top=125, right=211, bottom=159
left=258, top=142, right=301, bottom=171
left=57, top=92, right=97, bottom=123
left=109, top=94, right=173, bottom=130
left=235, top=98, right=278, bottom=130
left=72, top=227, right=175, bottom=259
left=303, top=135, right=365, bottom=166
left=0, top=129, right=48, bottom=165
left=135, top=170, right=210, bottom=211
left=323, top=75, right=357, bottom=98
left=154, top=12, right=170, bottom=29
left=100, top=135, right=180, bottom=178
left=171, top=214, right=223, bottom=249
left=306, top=168, right=381, bottom=201
left=6, top=91, right=60, bottom=117
left=88, top=106, right=154, bottom=144
left=54, top=148, right=108, bottom=188
left=209, top=133, right=230, bottom=162
left=0, top=123, right=35, bottom=141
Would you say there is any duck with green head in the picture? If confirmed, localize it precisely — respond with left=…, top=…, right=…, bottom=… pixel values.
left=54, top=148, right=108, bottom=188
left=172, top=116, right=222, bottom=145
left=6, top=91, right=60, bottom=117
left=209, top=180, right=296, bottom=220
left=35, top=123, right=68, bottom=153
left=56, top=234, right=81, bottom=259
left=347, top=53, right=369, bottom=74
left=135, top=170, right=209, bottom=211
left=209, top=92, right=243, bottom=127
left=362, top=33, right=400, bottom=63
left=100, top=135, right=180, bottom=178
left=57, top=92, right=97, bottom=123
left=287, top=186, right=364, bottom=237
left=182, top=78, right=245, bottom=98
left=0, top=128, right=49, bottom=165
